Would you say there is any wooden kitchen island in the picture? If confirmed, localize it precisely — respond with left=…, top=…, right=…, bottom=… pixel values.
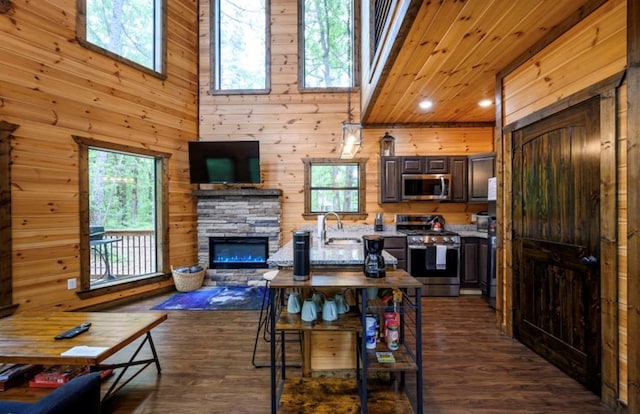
left=268, top=269, right=423, bottom=414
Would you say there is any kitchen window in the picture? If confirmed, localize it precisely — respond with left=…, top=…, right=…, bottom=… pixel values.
left=210, top=0, right=270, bottom=93
left=77, top=0, right=166, bottom=77
left=302, top=158, right=367, bottom=219
left=298, top=0, right=359, bottom=90
left=74, top=136, right=170, bottom=294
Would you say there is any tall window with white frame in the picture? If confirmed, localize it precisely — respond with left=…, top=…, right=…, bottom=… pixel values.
left=77, top=0, right=166, bottom=76
left=75, top=137, right=169, bottom=291
left=299, top=0, right=356, bottom=90
left=211, top=0, right=270, bottom=93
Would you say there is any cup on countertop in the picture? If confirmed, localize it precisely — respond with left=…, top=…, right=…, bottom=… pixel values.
left=301, top=298, right=317, bottom=322
left=287, top=292, right=301, bottom=314
left=334, top=293, right=350, bottom=314
left=322, top=298, right=338, bottom=322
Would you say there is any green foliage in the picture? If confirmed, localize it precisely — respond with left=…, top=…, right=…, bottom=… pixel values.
left=216, top=0, right=267, bottom=90
left=303, top=0, right=353, bottom=88
left=89, top=149, right=155, bottom=230
left=310, top=163, right=359, bottom=212
left=85, top=0, right=160, bottom=71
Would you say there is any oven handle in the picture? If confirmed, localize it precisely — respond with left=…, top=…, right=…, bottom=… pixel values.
left=440, top=176, right=446, bottom=197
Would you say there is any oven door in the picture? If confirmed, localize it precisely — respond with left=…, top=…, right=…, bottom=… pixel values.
left=407, top=244, right=460, bottom=296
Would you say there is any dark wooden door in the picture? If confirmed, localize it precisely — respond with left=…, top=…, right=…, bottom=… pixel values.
left=512, top=97, right=601, bottom=394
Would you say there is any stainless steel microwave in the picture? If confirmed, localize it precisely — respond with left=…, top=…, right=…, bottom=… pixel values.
left=401, top=173, right=452, bottom=201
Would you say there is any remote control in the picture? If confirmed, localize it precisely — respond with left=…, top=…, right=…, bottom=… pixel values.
left=54, top=322, right=92, bottom=340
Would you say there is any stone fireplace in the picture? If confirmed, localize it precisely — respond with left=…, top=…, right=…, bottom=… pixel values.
left=194, top=188, right=282, bottom=286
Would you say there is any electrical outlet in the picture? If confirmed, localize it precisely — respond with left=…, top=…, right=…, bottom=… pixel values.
left=471, top=214, right=477, bottom=223
left=67, top=278, right=77, bottom=290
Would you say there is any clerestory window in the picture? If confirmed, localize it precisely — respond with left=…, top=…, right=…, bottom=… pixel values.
left=210, top=0, right=270, bottom=93
left=77, top=0, right=166, bottom=77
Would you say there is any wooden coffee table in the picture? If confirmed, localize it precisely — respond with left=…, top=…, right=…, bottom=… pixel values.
left=0, top=311, right=167, bottom=401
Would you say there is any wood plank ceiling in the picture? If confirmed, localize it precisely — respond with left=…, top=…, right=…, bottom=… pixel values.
left=363, top=0, right=597, bottom=125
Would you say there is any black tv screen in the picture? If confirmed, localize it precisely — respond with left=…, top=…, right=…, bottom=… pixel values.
left=188, top=141, right=260, bottom=184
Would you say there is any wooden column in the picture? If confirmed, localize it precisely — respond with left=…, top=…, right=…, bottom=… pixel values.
left=627, top=0, right=640, bottom=412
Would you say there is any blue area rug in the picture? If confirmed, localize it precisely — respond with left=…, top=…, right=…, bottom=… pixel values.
left=152, top=286, right=266, bottom=311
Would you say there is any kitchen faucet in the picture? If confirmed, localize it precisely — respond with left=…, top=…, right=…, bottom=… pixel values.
left=320, top=212, right=343, bottom=244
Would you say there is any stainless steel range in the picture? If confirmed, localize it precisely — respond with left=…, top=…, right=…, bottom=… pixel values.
left=396, top=214, right=461, bottom=296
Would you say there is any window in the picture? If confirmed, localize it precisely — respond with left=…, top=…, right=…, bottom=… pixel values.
left=303, top=158, right=367, bottom=218
left=74, top=136, right=170, bottom=292
left=77, top=0, right=166, bottom=77
left=211, top=0, right=270, bottom=93
left=299, top=0, right=358, bottom=90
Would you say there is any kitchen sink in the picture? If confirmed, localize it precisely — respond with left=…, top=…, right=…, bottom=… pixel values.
left=324, top=237, right=362, bottom=245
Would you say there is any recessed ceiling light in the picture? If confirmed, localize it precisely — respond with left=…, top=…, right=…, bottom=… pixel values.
left=478, top=99, right=493, bottom=108
left=418, top=99, right=433, bottom=110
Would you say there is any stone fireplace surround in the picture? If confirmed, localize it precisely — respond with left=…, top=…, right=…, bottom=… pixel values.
left=193, top=188, right=282, bottom=286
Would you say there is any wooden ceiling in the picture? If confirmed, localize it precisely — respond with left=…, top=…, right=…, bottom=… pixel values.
left=362, top=0, right=600, bottom=125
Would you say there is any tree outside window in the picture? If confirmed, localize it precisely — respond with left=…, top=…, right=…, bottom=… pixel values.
left=303, top=158, right=367, bottom=218
left=75, top=136, right=169, bottom=292
left=78, top=0, right=166, bottom=76
left=211, top=0, right=270, bottom=93
left=299, top=0, right=356, bottom=90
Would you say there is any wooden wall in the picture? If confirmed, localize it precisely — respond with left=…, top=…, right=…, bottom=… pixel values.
left=198, top=0, right=494, bottom=244
left=0, top=0, right=199, bottom=311
left=501, top=0, right=627, bottom=405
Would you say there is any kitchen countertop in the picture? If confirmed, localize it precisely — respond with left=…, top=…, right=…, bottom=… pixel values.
left=267, top=226, right=402, bottom=267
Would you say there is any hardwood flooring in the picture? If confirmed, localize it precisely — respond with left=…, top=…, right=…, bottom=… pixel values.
left=0, top=294, right=614, bottom=413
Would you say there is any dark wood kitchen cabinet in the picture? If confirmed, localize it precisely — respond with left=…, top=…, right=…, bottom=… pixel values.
left=379, top=156, right=402, bottom=203
left=383, top=236, right=406, bottom=270
left=449, top=157, right=468, bottom=202
left=468, top=152, right=496, bottom=202
left=426, top=157, right=449, bottom=173
left=401, top=157, right=424, bottom=173
left=461, top=237, right=487, bottom=289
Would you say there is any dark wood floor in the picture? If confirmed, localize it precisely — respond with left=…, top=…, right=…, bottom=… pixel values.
left=0, top=294, right=614, bottom=413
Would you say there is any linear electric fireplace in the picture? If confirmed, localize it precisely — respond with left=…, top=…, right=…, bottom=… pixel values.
left=209, top=237, right=269, bottom=269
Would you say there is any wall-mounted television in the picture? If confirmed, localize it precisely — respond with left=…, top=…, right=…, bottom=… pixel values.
left=188, top=141, right=260, bottom=184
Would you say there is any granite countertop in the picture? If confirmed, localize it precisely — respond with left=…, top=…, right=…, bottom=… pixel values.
left=267, top=225, right=402, bottom=267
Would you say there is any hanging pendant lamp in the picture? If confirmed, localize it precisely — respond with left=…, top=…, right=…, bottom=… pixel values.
left=339, top=88, right=362, bottom=159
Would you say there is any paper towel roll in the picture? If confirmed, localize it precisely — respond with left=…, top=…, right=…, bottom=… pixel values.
left=317, top=215, right=324, bottom=237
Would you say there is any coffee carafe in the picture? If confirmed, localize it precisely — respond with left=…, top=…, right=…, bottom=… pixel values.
left=363, top=235, right=386, bottom=278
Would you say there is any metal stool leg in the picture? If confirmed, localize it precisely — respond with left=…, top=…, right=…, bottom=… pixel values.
left=252, top=280, right=271, bottom=368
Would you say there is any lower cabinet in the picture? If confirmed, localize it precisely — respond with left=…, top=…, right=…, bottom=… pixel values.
left=383, top=236, right=407, bottom=270
left=461, top=237, right=488, bottom=289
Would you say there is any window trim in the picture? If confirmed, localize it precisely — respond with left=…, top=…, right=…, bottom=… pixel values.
left=73, top=136, right=171, bottom=295
left=302, top=157, right=368, bottom=220
left=297, top=0, right=361, bottom=92
left=76, top=0, right=168, bottom=79
left=0, top=121, right=18, bottom=317
left=210, top=0, right=272, bottom=95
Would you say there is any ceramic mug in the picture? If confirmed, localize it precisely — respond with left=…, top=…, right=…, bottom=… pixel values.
left=287, top=292, right=301, bottom=314
left=312, top=291, right=324, bottom=313
left=334, top=293, right=350, bottom=314
left=301, top=298, right=317, bottom=322
left=322, top=298, right=338, bottom=322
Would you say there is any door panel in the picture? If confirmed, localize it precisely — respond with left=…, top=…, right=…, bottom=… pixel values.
left=513, top=97, right=601, bottom=394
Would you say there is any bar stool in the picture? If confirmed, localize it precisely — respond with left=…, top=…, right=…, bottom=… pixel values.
left=251, top=270, right=301, bottom=368
left=251, top=270, right=278, bottom=368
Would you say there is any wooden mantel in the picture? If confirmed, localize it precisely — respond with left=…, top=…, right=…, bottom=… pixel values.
left=192, top=188, right=282, bottom=197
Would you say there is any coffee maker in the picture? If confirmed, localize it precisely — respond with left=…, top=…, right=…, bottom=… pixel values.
left=363, top=235, right=386, bottom=278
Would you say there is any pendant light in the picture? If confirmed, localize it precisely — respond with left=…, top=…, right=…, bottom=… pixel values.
left=339, top=87, right=362, bottom=159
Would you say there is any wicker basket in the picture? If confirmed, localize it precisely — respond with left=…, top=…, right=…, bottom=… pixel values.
left=171, top=266, right=206, bottom=292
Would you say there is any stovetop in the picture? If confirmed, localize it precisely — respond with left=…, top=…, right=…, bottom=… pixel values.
left=395, top=214, right=460, bottom=246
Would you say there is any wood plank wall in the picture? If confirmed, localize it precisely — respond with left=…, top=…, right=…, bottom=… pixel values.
left=198, top=0, right=494, bottom=245
left=0, top=0, right=199, bottom=311
left=501, top=0, right=627, bottom=406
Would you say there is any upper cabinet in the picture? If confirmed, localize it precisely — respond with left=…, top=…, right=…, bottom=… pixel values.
left=379, top=156, right=402, bottom=203
left=449, top=157, right=468, bottom=203
left=468, top=153, right=496, bottom=203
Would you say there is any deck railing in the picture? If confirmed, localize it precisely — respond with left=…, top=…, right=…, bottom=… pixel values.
left=90, top=229, right=156, bottom=281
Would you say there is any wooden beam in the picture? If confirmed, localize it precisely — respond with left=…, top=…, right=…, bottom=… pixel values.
left=627, top=0, right=640, bottom=411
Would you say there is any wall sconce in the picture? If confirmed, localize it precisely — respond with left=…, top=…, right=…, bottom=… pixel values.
left=339, top=87, right=362, bottom=159
left=380, top=132, right=395, bottom=156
